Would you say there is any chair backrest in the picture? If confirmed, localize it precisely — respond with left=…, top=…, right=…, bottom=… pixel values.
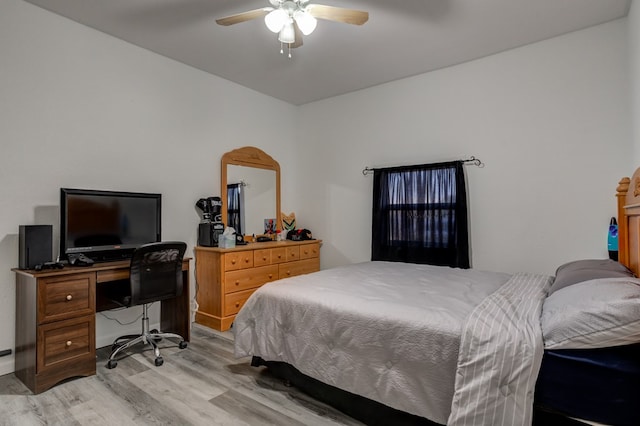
left=129, top=241, right=187, bottom=306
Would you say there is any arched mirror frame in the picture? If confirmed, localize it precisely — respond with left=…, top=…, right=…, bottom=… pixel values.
left=221, top=146, right=281, bottom=233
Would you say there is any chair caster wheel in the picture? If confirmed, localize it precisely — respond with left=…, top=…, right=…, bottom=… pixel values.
left=179, top=341, right=187, bottom=349
left=155, top=357, right=164, bottom=367
left=106, top=360, right=117, bottom=369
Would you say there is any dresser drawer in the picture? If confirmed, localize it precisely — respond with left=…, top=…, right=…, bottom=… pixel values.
left=300, top=243, right=320, bottom=259
left=37, top=315, right=95, bottom=372
left=224, top=265, right=278, bottom=294
left=38, top=274, right=95, bottom=324
left=279, top=258, right=320, bottom=279
left=271, top=247, right=287, bottom=264
left=224, top=289, right=255, bottom=316
left=253, top=249, right=272, bottom=267
left=285, top=246, right=300, bottom=262
left=224, top=251, right=254, bottom=271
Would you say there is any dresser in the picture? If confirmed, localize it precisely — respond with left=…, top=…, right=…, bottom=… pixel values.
left=195, top=240, right=321, bottom=331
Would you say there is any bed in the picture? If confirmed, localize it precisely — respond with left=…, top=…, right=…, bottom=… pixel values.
left=232, top=169, right=640, bottom=426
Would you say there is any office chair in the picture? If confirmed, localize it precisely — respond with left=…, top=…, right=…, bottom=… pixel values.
left=106, top=241, right=188, bottom=369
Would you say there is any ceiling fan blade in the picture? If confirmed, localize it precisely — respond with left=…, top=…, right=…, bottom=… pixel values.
left=291, top=23, right=303, bottom=48
left=307, top=4, right=369, bottom=25
left=216, top=8, right=272, bottom=26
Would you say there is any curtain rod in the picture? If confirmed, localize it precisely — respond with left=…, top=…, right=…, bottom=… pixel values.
left=362, top=156, right=484, bottom=176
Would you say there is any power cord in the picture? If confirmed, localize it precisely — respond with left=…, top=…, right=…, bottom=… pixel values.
left=98, top=302, right=154, bottom=326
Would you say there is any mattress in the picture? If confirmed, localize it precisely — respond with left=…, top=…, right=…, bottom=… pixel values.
left=535, top=344, right=640, bottom=425
left=234, top=261, right=513, bottom=423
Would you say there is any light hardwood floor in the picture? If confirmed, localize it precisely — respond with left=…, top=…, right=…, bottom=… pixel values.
left=0, top=324, right=363, bottom=426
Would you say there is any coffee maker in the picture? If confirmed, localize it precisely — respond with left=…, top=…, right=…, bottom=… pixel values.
left=195, top=197, right=224, bottom=247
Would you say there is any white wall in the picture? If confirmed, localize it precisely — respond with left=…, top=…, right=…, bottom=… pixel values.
left=631, top=1, right=640, bottom=163
left=295, top=19, right=632, bottom=276
left=0, top=0, right=297, bottom=375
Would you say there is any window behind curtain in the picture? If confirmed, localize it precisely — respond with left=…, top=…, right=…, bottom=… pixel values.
left=371, top=161, right=470, bottom=268
left=227, top=184, right=243, bottom=235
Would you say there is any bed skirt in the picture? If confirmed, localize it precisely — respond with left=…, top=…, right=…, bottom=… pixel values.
left=253, top=356, right=588, bottom=426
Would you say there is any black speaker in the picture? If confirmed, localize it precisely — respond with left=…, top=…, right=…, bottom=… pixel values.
left=198, top=221, right=224, bottom=247
left=19, top=225, right=53, bottom=269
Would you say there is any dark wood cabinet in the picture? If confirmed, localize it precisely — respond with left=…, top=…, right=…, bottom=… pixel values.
left=13, top=259, right=191, bottom=394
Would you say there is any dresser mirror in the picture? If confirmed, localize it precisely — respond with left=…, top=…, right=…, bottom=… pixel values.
left=221, top=147, right=281, bottom=236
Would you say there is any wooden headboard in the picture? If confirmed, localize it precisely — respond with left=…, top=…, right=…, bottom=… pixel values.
left=616, top=168, right=640, bottom=276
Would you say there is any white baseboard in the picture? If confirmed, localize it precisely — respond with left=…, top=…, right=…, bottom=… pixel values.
left=0, top=355, right=14, bottom=377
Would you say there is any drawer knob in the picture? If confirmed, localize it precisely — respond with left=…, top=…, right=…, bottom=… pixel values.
left=268, top=274, right=273, bottom=279
left=235, top=302, right=240, bottom=308
left=286, top=270, right=291, bottom=276
left=231, top=259, right=237, bottom=265
left=304, top=250, right=308, bottom=255
left=277, top=255, right=282, bottom=259
left=66, top=295, right=73, bottom=301
left=235, top=281, right=240, bottom=286
left=262, top=256, right=267, bottom=261
left=245, top=258, right=250, bottom=263
left=66, top=340, right=72, bottom=347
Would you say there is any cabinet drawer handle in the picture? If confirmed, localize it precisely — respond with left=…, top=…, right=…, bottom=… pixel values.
left=304, top=250, right=308, bottom=255
left=231, top=259, right=237, bottom=265
left=235, top=281, right=240, bottom=286
left=66, top=295, right=73, bottom=301
left=262, top=256, right=267, bottom=261
left=290, top=253, right=295, bottom=257
left=268, top=274, right=273, bottom=279
left=235, top=302, right=240, bottom=308
left=277, top=254, right=282, bottom=259
left=245, top=257, right=250, bottom=263
left=285, top=270, right=291, bottom=276
left=66, top=340, right=72, bottom=347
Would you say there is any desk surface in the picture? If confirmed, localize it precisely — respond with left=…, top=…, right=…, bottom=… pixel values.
left=13, top=258, right=192, bottom=280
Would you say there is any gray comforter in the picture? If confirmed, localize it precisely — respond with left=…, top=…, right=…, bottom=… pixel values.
left=233, top=261, right=552, bottom=425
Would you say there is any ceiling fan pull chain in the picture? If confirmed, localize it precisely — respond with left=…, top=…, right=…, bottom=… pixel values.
left=280, top=41, right=284, bottom=55
left=288, top=44, right=292, bottom=59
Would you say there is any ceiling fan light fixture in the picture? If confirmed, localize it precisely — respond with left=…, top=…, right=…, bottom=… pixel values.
left=278, top=21, right=296, bottom=44
left=293, top=9, right=317, bottom=35
left=265, top=8, right=288, bottom=33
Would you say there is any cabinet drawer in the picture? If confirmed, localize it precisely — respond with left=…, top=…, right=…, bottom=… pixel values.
left=38, top=274, right=95, bottom=324
left=300, top=243, right=320, bottom=259
left=224, top=265, right=278, bottom=294
left=279, top=258, right=320, bottom=279
left=271, top=247, right=287, bottom=264
left=224, top=289, right=255, bottom=316
left=224, top=251, right=254, bottom=271
left=38, top=315, right=95, bottom=371
left=285, top=246, right=300, bottom=262
left=253, top=249, right=272, bottom=267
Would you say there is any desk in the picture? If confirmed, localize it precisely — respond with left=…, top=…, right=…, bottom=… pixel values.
left=13, top=259, right=191, bottom=394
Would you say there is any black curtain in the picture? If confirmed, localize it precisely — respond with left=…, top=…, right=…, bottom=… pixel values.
left=227, top=184, right=242, bottom=235
left=371, top=161, right=469, bottom=268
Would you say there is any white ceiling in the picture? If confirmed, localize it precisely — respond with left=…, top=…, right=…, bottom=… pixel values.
left=24, top=0, right=631, bottom=105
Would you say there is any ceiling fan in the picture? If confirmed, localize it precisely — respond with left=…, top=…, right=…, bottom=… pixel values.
left=216, top=0, right=369, bottom=57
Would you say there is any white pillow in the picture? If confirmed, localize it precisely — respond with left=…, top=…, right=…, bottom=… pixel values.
left=541, top=277, right=640, bottom=349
